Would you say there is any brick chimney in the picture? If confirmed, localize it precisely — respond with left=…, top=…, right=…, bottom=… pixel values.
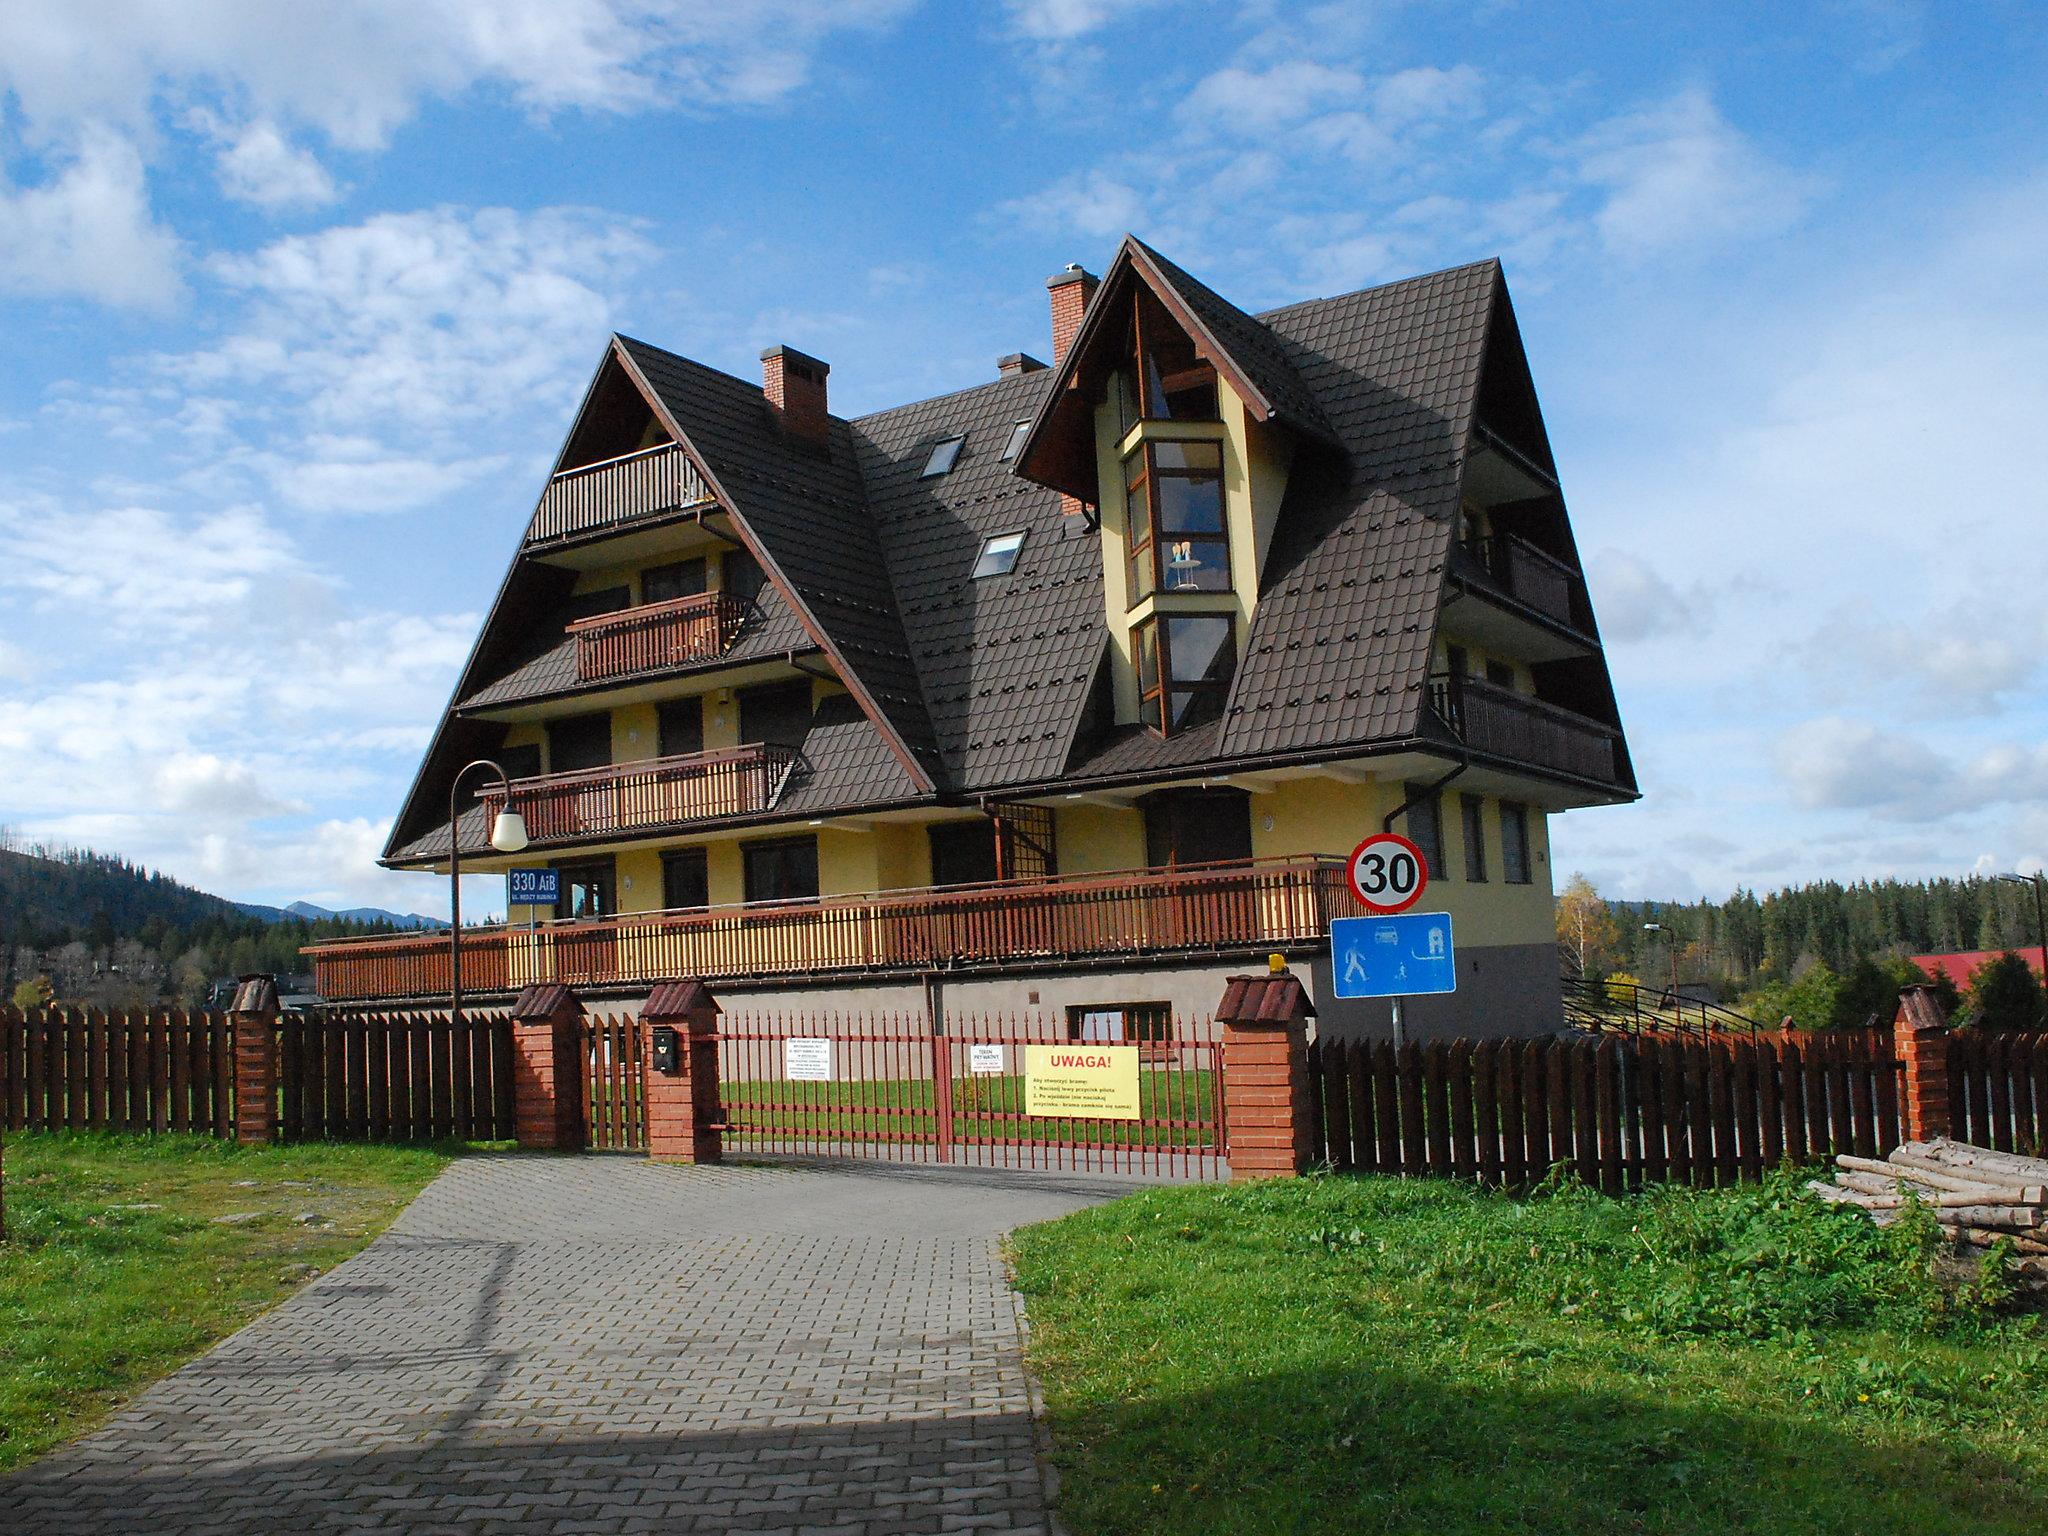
left=760, top=344, right=830, bottom=447
left=998, top=352, right=1047, bottom=378
left=1047, top=265, right=1099, bottom=366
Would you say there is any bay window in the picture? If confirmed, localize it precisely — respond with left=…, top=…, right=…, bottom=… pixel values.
left=1124, top=438, right=1228, bottom=600
left=1135, top=613, right=1236, bottom=736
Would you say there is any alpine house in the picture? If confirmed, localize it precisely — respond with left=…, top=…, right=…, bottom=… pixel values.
left=306, top=237, right=1636, bottom=1040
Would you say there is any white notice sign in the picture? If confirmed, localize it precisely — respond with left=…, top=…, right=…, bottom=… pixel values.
left=786, top=1037, right=833, bottom=1082
left=968, top=1043, right=1006, bottom=1076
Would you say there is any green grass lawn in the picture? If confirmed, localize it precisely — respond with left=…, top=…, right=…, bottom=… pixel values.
left=1009, top=1171, right=2048, bottom=1536
left=0, top=1132, right=450, bottom=1472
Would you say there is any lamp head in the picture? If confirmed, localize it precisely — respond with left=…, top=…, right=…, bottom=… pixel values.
left=489, top=809, right=530, bottom=854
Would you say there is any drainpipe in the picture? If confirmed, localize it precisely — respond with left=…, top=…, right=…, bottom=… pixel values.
left=1381, top=758, right=1469, bottom=836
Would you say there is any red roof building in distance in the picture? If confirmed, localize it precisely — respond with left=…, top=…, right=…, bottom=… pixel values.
left=1910, top=950, right=2047, bottom=991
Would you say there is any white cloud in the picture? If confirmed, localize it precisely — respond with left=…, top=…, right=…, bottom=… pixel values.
left=1586, top=551, right=1702, bottom=645
left=211, top=119, right=340, bottom=209
left=0, top=500, right=304, bottom=621
left=1578, top=86, right=1816, bottom=258
left=1000, top=0, right=1176, bottom=43
left=0, top=128, right=182, bottom=309
left=1182, top=61, right=1366, bottom=134
left=151, top=752, right=301, bottom=820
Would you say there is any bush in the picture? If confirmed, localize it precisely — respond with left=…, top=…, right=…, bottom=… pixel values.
left=1603, top=971, right=1642, bottom=1004
left=1967, top=952, right=2045, bottom=1032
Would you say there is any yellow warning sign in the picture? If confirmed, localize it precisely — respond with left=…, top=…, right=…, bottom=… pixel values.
left=1024, top=1044, right=1140, bottom=1120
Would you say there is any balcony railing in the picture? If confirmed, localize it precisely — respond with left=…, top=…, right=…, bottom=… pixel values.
left=303, top=856, right=1360, bottom=1003
left=1430, top=674, right=1621, bottom=784
left=1461, top=534, right=1583, bottom=631
left=568, top=592, right=751, bottom=684
left=527, top=442, right=714, bottom=545
left=482, top=744, right=800, bottom=849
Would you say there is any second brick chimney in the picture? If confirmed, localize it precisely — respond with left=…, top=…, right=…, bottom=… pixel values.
left=1047, top=265, right=1099, bottom=365
left=761, top=344, right=830, bottom=447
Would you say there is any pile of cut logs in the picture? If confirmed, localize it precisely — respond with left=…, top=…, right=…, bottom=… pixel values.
left=1809, top=1137, right=2048, bottom=1283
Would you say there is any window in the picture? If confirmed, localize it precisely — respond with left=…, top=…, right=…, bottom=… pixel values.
left=1462, top=794, right=1489, bottom=882
left=661, top=847, right=709, bottom=911
left=1501, top=801, right=1532, bottom=884
left=1142, top=786, right=1252, bottom=869
left=1484, top=658, right=1515, bottom=689
left=656, top=698, right=703, bottom=758
left=496, top=742, right=542, bottom=783
left=737, top=680, right=813, bottom=749
left=1067, top=1003, right=1171, bottom=1045
left=547, top=713, right=611, bottom=773
left=920, top=434, right=965, bottom=478
left=929, top=819, right=1000, bottom=887
left=1135, top=614, right=1235, bottom=736
left=1132, top=287, right=1219, bottom=422
left=1404, top=783, right=1444, bottom=877
left=972, top=530, right=1026, bottom=580
left=642, top=558, right=706, bottom=605
left=564, top=586, right=630, bottom=623
left=721, top=548, right=766, bottom=607
left=1000, top=420, right=1030, bottom=461
left=1124, top=439, right=1227, bottom=599
left=554, top=857, right=616, bottom=921
left=743, top=835, right=819, bottom=903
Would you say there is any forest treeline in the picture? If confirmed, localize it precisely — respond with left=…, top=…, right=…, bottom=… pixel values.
left=1558, top=872, right=2048, bottom=1031
left=1, top=836, right=397, bottom=1008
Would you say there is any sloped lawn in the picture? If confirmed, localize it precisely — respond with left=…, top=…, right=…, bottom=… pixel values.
left=0, top=1132, right=448, bottom=1471
left=1010, top=1171, right=2048, bottom=1535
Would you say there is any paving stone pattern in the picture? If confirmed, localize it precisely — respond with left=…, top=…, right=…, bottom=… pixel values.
left=2, top=1156, right=1132, bottom=1535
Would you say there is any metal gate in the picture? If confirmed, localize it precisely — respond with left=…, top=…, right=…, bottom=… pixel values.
left=716, top=1010, right=1226, bottom=1179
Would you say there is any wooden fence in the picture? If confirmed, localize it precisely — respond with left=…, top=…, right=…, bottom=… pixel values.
left=583, top=1014, right=647, bottom=1152
left=0, top=1005, right=515, bottom=1143
left=276, top=1011, right=515, bottom=1144
left=1308, top=1029, right=1904, bottom=1193
left=1948, top=1030, right=2048, bottom=1155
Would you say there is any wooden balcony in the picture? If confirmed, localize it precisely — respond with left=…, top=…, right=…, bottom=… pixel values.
left=527, top=442, right=714, bottom=546
left=568, top=592, right=751, bottom=683
left=1460, top=534, right=1584, bottom=632
left=1431, top=674, right=1621, bottom=784
left=303, top=856, right=1360, bottom=1003
left=483, top=744, right=800, bottom=849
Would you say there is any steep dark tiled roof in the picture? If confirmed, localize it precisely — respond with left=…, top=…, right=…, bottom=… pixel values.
left=848, top=370, right=1106, bottom=790
left=617, top=338, right=944, bottom=787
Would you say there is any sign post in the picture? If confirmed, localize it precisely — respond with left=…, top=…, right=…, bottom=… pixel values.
left=1338, top=836, right=1446, bottom=1047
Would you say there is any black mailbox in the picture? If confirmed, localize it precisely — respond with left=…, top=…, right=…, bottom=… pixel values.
left=651, top=1025, right=681, bottom=1076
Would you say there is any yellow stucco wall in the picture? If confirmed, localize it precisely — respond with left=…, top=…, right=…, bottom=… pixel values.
left=1054, top=802, right=1146, bottom=874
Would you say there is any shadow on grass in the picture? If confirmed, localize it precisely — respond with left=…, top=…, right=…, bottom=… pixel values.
left=1041, top=1360, right=2048, bottom=1536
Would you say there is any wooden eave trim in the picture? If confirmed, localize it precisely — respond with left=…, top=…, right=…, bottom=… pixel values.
left=609, top=341, right=939, bottom=797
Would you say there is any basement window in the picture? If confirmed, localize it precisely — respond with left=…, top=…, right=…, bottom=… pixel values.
left=972, top=530, right=1026, bottom=579
left=920, top=434, right=965, bottom=478
left=1000, top=420, right=1030, bottom=461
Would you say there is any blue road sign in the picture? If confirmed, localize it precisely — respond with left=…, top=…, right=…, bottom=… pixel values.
left=508, top=868, right=559, bottom=907
left=1331, top=912, right=1457, bottom=999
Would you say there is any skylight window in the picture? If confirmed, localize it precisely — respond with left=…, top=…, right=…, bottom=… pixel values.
left=1000, top=420, right=1030, bottom=461
left=920, top=434, right=965, bottom=478
left=972, top=531, right=1026, bottom=579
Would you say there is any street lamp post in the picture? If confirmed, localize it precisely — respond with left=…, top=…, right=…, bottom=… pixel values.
left=448, top=760, right=530, bottom=1029
left=1996, top=872, right=2048, bottom=995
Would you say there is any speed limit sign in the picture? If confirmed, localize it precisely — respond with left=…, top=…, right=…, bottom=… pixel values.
left=1346, top=832, right=1429, bottom=914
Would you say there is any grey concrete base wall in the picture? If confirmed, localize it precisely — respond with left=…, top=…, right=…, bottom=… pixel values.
left=1307, top=942, right=1562, bottom=1043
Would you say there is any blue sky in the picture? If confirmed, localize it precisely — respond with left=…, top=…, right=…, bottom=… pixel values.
left=1, top=0, right=2044, bottom=918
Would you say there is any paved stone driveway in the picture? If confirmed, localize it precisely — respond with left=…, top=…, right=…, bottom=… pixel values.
left=2, top=1156, right=1131, bottom=1535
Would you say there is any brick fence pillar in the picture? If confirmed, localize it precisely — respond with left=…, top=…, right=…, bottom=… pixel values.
left=1894, top=984, right=1952, bottom=1143
left=509, top=983, right=585, bottom=1151
left=1217, top=963, right=1317, bottom=1180
left=229, top=974, right=281, bottom=1145
left=642, top=981, right=722, bottom=1165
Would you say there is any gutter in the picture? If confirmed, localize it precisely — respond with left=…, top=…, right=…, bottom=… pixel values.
left=1382, top=756, right=1469, bottom=834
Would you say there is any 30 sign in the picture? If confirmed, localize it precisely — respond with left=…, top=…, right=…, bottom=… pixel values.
left=1345, top=832, right=1429, bottom=915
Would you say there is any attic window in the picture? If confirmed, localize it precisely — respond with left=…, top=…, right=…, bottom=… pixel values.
left=921, top=435, right=965, bottom=478
left=972, top=531, right=1026, bottom=579
left=1000, top=420, right=1030, bottom=461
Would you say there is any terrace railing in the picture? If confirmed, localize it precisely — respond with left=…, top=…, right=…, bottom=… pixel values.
left=1460, top=534, right=1585, bottom=631
left=526, top=442, right=714, bottom=545
left=482, top=744, right=800, bottom=849
left=1430, top=674, right=1622, bottom=785
left=303, top=855, right=1360, bottom=1003
left=568, top=591, right=751, bottom=683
